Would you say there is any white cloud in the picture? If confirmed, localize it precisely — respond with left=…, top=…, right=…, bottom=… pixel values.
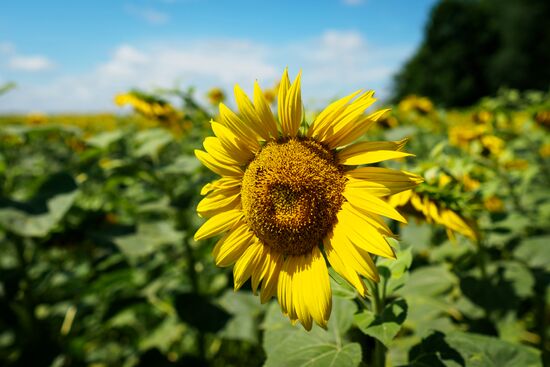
left=125, top=5, right=170, bottom=25
left=0, top=42, right=55, bottom=72
left=0, top=42, right=15, bottom=55
left=8, top=55, right=55, bottom=72
left=0, top=31, right=413, bottom=112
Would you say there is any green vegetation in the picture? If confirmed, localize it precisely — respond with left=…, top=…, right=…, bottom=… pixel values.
left=393, top=0, right=550, bottom=107
left=0, top=88, right=548, bottom=366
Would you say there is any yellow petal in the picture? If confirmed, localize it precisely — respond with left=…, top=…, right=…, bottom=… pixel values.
left=211, top=121, right=256, bottom=161
left=197, top=188, right=240, bottom=217
left=327, top=224, right=380, bottom=282
left=344, top=185, right=407, bottom=223
left=194, top=209, right=243, bottom=241
left=233, top=240, right=263, bottom=290
left=195, top=149, right=243, bottom=177
left=281, top=71, right=303, bottom=137
left=328, top=108, right=390, bottom=148
left=219, top=104, right=260, bottom=151
left=304, top=247, right=331, bottom=329
left=346, top=168, right=423, bottom=197
left=318, top=91, right=376, bottom=145
left=388, top=189, right=413, bottom=207
left=293, top=253, right=313, bottom=330
left=324, top=236, right=368, bottom=296
left=340, top=150, right=413, bottom=166
left=307, top=90, right=363, bottom=139
left=212, top=221, right=255, bottom=266
left=203, top=137, right=241, bottom=166
left=337, top=203, right=396, bottom=259
left=200, top=177, right=241, bottom=196
left=278, top=256, right=298, bottom=321
left=260, top=250, right=283, bottom=303
left=253, top=81, right=279, bottom=138
left=338, top=139, right=409, bottom=161
left=234, top=84, right=270, bottom=140
left=277, top=68, right=291, bottom=129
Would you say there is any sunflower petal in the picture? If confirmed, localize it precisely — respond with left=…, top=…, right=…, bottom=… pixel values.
left=234, top=84, right=270, bottom=140
left=281, top=71, right=303, bottom=137
left=212, top=221, right=255, bottom=266
left=194, top=150, right=243, bottom=177
left=200, top=177, right=241, bottom=196
left=304, top=247, right=331, bottom=329
left=337, top=203, right=396, bottom=259
left=197, top=188, right=240, bottom=217
left=339, top=150, right=413, bottom=165
left=219, top=104, right=260, bottom=151
left=324, top=235, right=368, bottom=296
left=233, top=240, right=264, bottom=290
left=211, top=121, right=256, bottom=161
left=328, top=108, right=390, bottom=148
left=344, top=185, right=407, bottom=223
left=194, top=209, right=243, bottom=241
left=260, top=250, right=283, bottom=303
left=328, top=224, right=380, bottom=282
left=346, top=168, right=423, bottom=197
left=277, top=68, right=291, bottom=129
left=253, top=81, right=279, bottom=138
left=307, top=90, right=363, bottom=139
left=203, top=137, right=242, bottom=166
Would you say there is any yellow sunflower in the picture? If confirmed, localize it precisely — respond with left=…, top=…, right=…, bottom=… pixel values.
left=389, top=189, right=478, bottom=241
left=194, top=69, right=422, bottom=330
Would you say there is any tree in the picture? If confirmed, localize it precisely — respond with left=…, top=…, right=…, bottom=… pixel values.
left=392, top=0, right=550, bottom=107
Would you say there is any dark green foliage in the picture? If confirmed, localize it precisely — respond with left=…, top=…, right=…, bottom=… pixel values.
left=393, top=0, right=550, bottom=107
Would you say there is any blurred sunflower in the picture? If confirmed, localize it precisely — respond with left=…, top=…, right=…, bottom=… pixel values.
left=194, top=69, right=422, bottom=330
left=389, top=189, right=478, bottom=241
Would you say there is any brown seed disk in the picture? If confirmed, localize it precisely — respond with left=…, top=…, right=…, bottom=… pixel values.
left=241, top=138, right=346, bottom=256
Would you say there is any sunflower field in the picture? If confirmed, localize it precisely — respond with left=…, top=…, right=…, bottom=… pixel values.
left=0, top=81, right=549, bottom=367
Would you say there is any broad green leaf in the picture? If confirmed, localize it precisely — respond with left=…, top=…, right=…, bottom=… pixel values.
left=86, top=130, right=125, bottom=148
left=408, top=331, right=542, bottom=367
left=377, top=240, right=413, bottom=296
left=139, top=316, right=185, bottom=353
left=113, top=221, right=183, bottom=259
left=329, top=269, right=358, bottom=299
left=515, top=235, right=550, bottom=270
left=133, top=128, right=173, bottom=158
left=263, top=296, right=361, bottom=367
left=355, top=298, right=408, bottom=347
left=0, top=173, right=78, bottom=237
left=218, top=290, right=263, bottom=344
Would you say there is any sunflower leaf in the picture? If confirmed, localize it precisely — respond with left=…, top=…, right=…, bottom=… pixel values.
left=262, top=296, right=361, bottom=367
left=354, top=298, right=408, bottom=347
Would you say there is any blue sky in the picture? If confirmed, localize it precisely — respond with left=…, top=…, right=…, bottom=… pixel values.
left=0, top=0, right=437, bottom=112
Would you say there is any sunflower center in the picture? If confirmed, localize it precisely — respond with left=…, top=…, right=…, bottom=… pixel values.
left=241, top=138, right=346, bottom=256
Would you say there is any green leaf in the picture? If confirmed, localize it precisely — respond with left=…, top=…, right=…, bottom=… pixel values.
left=408, top=331, right=542, bottom=367
left=400, top=265, right=458, bottom=297
left=377, top=240, right=413, bottom=296
left=133, top=128, right=173, bottom=158
left=0, top=173, right=78, bottom=237
left=113, top=221, right=183, bottom=259
left=263, top=296, right=361, bottom=367
left=218, top=290, right=263, bottom=344
left=86, top=130, right=125, bottom=148
left=355, top=298, right=408, bottom=347
left=515, top=235, right=550, bottom=270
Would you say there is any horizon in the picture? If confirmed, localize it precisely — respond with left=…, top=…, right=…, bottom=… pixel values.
left=0, top=0, right=437, bottom=113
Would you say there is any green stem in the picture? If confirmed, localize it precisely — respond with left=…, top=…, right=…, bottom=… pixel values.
left=372, top=282, right=386, bottom=367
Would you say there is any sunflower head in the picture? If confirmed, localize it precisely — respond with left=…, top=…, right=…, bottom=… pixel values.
left=194, top=69, right=422, bottom=330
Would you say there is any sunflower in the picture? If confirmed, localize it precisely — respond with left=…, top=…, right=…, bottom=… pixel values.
left=389, top=189, right=478, bottom=241
left=194, top=69, right=422, bottom=330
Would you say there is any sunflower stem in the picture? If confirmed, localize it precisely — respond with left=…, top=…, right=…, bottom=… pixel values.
left=372, top=281, right=386, bottom=367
